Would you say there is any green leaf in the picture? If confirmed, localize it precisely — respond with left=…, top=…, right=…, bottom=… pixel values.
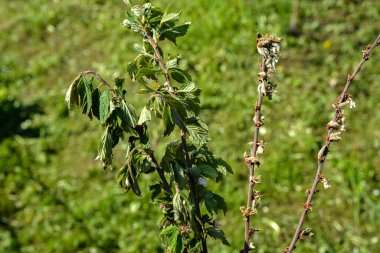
left=117, top=161, right=131, bottom=190
left=206, top=227, right=230, bottom=246
left=169, top=68, right=191, bottom=83
left=138, top=106, right=152, bottom=125
left=173, top=163, right=186, bottom=190
left=187, top=239, right=202, bottom=253
left=114, top=77, right=125, bottom=95
left=83, top=76, right=93, bottom=116
left=131, top=173, right=141, bottom=196
left=178, top=82, right=200, bottom=97
left=123, top=11, right=141, bottom=33
left=189, top=167, right=201, bottom=177
left=160, top=225, right=177, bottom=238
left=204, top=191, right=227, bottom=215
left=99, top=90, right=110, bottom=124
left=161, top=141, right=185, bottom=169
left=160, top=12, right=181, bottom=25
left=186, top=119, right=209, bottom=145
left=160, top=22, right=191, bottom=44
left=194, top=146, right=233, bottom=179
left=127, top=61, right=139, bottom=81
left=136, top=67, right=161, bottom=79
left=170, top=231, right=183, bottom=253
left=160, top=225, right=184, bottom=252
left=91, top=88, right=100, bottom=119
left=197, top=165, right=218, bottom=179
left=171, top=108, right=187, bottom=131
left=166, top=55, right=181, bottom=70
left=175, top=95, right=200, bottom=117
left=149, top=183, right=162, bottom=202
left=131, top=5, right=145, bottom=17
left=165, top=95, right=187, bottom=119
left=118, top=100, right=138, bottom=128
left=163, top=103, right=175, bottom=136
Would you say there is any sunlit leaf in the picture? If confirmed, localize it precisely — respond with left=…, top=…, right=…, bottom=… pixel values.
left=138, top=106, right=152, bottom=125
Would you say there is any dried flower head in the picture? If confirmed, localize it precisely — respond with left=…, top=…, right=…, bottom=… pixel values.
left=257, top=33, right=282, bottom=72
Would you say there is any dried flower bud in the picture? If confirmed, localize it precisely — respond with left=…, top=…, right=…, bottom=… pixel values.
left=348, top=98, right=356, bottom=109
left=327, top=119, right=340, bottom=130
left=257, top=82, right=266, bottom=95
left=321, top=177, right=331, bottom=189
left=258, top=71, right=267, bottom=79
left=257, top=145, right=264, bottom=154
left=257, top=34, right=282, bottom=71
left=328, top=132, right=341, bottom=142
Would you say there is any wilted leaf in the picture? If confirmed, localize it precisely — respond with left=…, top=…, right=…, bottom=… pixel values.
left=65, top=75, right=81, bottom=110
left=163, top=103, right=175, bottom=136
left=97, top=126, right=113, bottom=169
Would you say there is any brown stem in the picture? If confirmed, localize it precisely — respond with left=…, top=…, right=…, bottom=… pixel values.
left=80, top=70, right=115, bottom=94
left=144, top=28, right=207, bottom=252
left=285, top=33, right=380, bottom=253
left=243, top=58, right=266, bottom=253
left=144, top=30, right=175, bottom=94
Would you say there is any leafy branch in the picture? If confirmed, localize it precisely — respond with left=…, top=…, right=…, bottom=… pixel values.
left=65, top=2, right=232, bottom=253
left=241, top=34, right=282, bottom=253
left=283, top=33, right=380, bottom=253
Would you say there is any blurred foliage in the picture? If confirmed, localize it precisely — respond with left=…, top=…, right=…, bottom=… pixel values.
left=0, top=0, right=379, bottom=252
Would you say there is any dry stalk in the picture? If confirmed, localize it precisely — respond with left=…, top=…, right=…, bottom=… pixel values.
left=284, top=33, right=380, bottom=253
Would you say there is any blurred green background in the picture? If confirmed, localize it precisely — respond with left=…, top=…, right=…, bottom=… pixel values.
left=1, top=0, right=379, bottom=252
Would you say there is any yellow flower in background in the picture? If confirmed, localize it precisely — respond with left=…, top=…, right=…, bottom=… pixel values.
left=323, top=40, right=331, bottom=49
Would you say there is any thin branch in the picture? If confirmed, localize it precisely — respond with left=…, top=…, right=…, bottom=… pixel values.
left=144, top=30, right=175, bottom=94
left=127, top=146, right=172, bottom=194
left=144, top=28, right=208, bottom=253
left=242, top=58, right=266, bottom=253
left=284, top=33, right=380, bottom=253
left=242, top=34, right=282, bottom=253
left=80, top=70, right=114, bottom=92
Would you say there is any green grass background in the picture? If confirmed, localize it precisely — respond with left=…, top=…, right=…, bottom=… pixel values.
left=1, top=0, right=380, bottom=252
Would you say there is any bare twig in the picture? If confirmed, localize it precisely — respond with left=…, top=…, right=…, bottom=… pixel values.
left=284, top=33, right=380, bottom=253
left=243, top=58, right=266, bottom=253
left=242, top=34, right=282, bottom=253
